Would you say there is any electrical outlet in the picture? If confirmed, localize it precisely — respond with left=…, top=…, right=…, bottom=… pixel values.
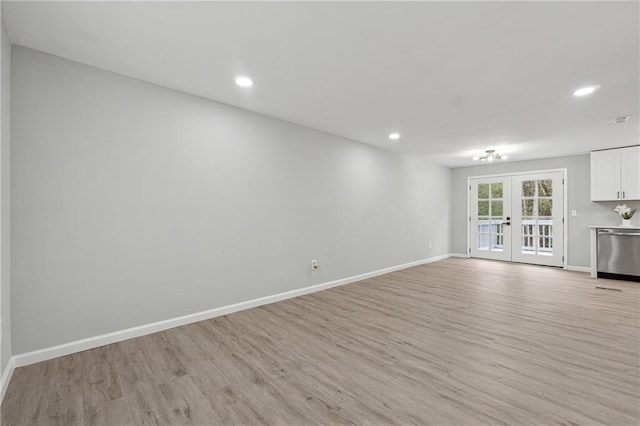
left=428, top=242, right=432, bottom=249
left=571, top=210, right=577, bottom=217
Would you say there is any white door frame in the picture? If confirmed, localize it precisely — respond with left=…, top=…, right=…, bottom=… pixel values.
left=466, top=168, right=568, bottom=269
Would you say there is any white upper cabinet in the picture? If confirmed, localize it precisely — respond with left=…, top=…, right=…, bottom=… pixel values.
left=620, top=146, right=640, bottom=200
left=591, top=146, right=640, bottom=201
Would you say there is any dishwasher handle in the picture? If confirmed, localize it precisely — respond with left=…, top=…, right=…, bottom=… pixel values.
left=603, top=232, right=640, bottom=236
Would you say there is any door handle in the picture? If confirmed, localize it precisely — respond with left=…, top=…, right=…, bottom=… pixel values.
left=503, top=217, right=511, bottom=226
left=617, top=191, right=620, bottom=198
left=623, top=191, right=626, bottom=198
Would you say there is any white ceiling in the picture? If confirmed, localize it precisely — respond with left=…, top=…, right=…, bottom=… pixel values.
left=2, top=1, right=638, bottom=167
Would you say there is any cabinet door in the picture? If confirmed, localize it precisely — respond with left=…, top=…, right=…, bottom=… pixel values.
left=591, top=150, right=621, bottom=201
left=620, top=146, right=640, bottom=200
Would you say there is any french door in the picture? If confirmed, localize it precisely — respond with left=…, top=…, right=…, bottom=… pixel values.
left=469, top=177, right=512, bottom=261
left=469, top=171, right=564, bottom=267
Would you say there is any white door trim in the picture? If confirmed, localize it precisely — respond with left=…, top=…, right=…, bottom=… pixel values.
left=466, top=168, right=568, bottom=269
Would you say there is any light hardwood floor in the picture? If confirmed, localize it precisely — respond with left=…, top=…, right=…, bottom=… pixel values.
left=2, top=258, right=639, bottom=425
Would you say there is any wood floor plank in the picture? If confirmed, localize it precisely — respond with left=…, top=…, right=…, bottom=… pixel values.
left=2, top=258, right=639, bottom=425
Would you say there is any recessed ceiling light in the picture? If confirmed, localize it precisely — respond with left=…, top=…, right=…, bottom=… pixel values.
left=573, top=85, right=600, bottom=97
left=389, top=133, right=401, bottom=140
left=235, top=76, right=253, bottom=87
left=612, top=115, right=630, bottom=124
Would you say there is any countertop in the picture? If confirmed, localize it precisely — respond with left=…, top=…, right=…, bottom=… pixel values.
left=588, top=224, right=640, bottom=229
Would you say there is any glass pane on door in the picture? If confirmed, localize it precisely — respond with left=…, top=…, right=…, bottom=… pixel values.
left=476, top=183, right=505, bottom=253
left=477, top=216, right=490, bottom=251
left=491, top=218, right=504, bottom=251
left=519, top=178, right=554, bottom=256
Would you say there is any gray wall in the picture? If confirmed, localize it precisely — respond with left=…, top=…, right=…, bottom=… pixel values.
left=452, top=154, right=640, bottom=267
left=11, top=46, right=452, bottom=354
left=0, top=19, right=11, bottom=375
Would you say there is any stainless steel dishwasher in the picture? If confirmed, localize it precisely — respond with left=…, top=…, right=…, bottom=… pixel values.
left=597, top=228, right=640, bottom=282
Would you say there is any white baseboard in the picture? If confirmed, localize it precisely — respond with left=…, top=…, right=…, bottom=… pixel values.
left=0, top=356, right=16, bottom=403
left=449, top=253, right=469, bottom=258
left=12, top=253, right=453, bottom=370
left=566, top=265, right=591, bottom=273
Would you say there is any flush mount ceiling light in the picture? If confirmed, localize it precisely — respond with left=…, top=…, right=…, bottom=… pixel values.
left=473, top=150, right=508, bottom=161
left=612, top=115, right=630, bottom=124
left=389, top=133, right=401, bottom=140
left=235, top=76, right=253, bottom=87
left=573, top=85, right=600, bottom=97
